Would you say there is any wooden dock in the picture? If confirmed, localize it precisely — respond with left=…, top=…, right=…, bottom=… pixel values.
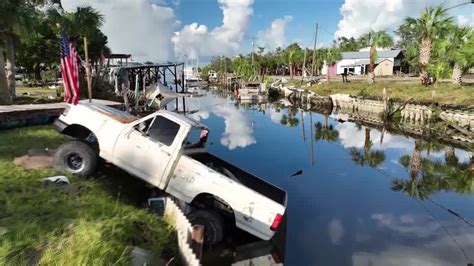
left=0, top=99, right=121, bottom=129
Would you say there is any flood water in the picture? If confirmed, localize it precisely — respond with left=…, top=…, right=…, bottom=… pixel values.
left=169, top=88, right=473, bottom=266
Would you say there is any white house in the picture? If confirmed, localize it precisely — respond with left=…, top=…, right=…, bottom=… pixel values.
left=322, top=48, right=406, bottom=77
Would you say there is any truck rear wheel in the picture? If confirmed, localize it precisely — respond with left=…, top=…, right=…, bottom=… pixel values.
left=54, top=140, right=98, bottom=177
left=187, top=209, right=224, bottom=245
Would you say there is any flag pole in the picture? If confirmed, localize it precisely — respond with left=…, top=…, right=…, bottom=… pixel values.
left=83, top=36, right=92, bottom=102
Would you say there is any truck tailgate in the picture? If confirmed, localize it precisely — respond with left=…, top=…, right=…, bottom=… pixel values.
left=188, top=152, right=286, bottom=206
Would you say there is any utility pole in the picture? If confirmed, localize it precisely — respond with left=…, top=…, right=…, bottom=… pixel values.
left=251, top=36, right=256, bottom=63
left=311, top=23, right=319, bottom=76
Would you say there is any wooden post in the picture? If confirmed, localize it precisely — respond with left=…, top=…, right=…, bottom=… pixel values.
left=191, top=225, right=204, bottom=260
left=83, top=37, right=92, bottom=102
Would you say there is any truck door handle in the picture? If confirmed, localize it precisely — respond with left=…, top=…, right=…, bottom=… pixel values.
left=163, top=151, right=170, bottom=156
left=136, top=145, right=141, bottom=149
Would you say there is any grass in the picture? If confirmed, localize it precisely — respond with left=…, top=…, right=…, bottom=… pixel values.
left=286, top=80, right=474, bottom=106
left=15, top=86, right=61, bottom=104
left=0, top=126, right=176, bottom=265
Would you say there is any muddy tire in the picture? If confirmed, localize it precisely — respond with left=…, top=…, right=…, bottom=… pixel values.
left=54, top=140, right=98, bottom=177
left=187, top=209, right=224, bottom=245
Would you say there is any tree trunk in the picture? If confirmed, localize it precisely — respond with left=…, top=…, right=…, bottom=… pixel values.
left=410, top=139, right=422, bottom=178
left=0, top=41, right=11, bottom=104
left=326, top=64, right=330, bottom=83
left=419, top=37, right=431, bottom=85
left=368, top=46, right=375, bottom=84
left=451, top=63, right=462, bottom=85
left=5, top=33, right=16, bottom=101
left=289, top=63, right=293, bottom=79
left=324, top=113, right=329, bottom=128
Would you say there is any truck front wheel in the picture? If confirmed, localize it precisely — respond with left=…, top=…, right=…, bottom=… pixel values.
left=54, top=140, right=98, bottom=177
left=187, top=210, right=224, bottom=245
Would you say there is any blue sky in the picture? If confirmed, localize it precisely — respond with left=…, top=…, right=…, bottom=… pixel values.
left=63, top=0, right=473, bottom=63
left=175, top=0, right=345, bottom=52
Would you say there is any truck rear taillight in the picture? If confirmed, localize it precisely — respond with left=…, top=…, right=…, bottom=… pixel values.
left=270, top=213, right=283, bottom=231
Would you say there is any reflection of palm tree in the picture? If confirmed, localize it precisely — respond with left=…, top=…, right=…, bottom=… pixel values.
left=315, top=122, right=339, bottom=142
left=409, top=139, right=422, bottom=178
left=280, top=114, right=288, bottom=125
left=392, top=156, right=473, bottom=199
left=287, top=107, right=299, bottom=127
left=348, top=126, right=385, bottom=168
left=287, top=116, right=299, bottom=127
left=444, top=145, right=458, bottom=165
left=349, top=147, right=385, bottom=168
left=392, top=139, right=473, bottom=199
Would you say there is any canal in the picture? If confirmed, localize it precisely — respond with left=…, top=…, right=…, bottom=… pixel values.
left=170, top=88, right=473, bottom=265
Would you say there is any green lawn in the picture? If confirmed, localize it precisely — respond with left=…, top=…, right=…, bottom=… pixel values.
left=0, top=126, right=176, bottom=265
left=286, top=80, right=474, bottom=106
left=15, top=86, right=61, bottom=104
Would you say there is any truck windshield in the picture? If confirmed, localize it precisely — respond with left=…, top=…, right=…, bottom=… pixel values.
left=146, top=116, right=180, bottom=146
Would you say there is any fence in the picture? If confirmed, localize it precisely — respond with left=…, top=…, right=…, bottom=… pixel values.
left=164, top=198, right=201, bottom=266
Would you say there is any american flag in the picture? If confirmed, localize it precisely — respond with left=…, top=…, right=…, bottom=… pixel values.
left=60, top=32, right=79, bottom=104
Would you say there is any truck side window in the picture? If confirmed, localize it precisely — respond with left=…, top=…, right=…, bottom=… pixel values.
left=147, top=116, right=180, bottom=146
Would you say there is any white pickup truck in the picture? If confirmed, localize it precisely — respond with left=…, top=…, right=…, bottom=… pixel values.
left=53, top=102, right=286, bottom=244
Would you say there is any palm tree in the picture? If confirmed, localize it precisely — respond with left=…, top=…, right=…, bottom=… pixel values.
left=324, top=47, right=342, bottom=83
left=0, top=0, right=55, bottom=104
left=401, top=5, right=453, bottom=85
left=359, top=31, right=393, bottom=83
left=233, top=56, right=257, bottom=81
left=441, top=25, right=474, bottom=85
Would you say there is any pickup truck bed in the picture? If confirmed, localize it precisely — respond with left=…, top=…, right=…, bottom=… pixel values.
left=188, top=152, right=286, bottom=205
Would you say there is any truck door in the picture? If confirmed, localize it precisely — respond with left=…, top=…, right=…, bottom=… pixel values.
left=114, top=115, right=182, bottom=188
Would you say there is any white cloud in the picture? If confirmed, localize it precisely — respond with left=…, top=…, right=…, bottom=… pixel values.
left=335, top=0, right=446, bottom=39
left=172, top=0, right=254, bottom=59
left=257, top=16, right=293, bottom=51
left=62, top=0, right=179, bottom=62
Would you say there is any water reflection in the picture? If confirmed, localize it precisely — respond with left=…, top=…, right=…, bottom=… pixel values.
left=392, top=142, right=473, bottom=199
left=213, top=105, right=256, bottom=150
left=169, top=88, right=473, bottom=265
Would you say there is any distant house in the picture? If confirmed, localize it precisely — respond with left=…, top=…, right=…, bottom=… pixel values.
left=322, top=48, right=407, bottom=77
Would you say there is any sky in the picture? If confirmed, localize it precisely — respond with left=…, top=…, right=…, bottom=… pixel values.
left=62, top=0, right=473, bottom=64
